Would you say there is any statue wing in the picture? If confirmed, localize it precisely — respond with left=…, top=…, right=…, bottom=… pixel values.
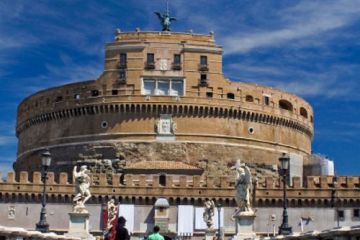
left=244, top=166, right=252, bottom=185
left=154, top=12, right=162, bottom=20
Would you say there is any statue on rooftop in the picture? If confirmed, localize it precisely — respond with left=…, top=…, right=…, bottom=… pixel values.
left=231, top=159, right=253, bottom=215
left=154, top=11, right=176, bottom=31
left=73, top=165, right=92, bottom=213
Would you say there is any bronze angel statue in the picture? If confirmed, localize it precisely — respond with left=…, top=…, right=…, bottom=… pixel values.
left=154, top=11, right=176, bottom=31
left=231, top=159, right=253, bottom=214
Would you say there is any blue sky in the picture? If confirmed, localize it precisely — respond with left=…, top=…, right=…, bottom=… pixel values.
left=0, top=0, right=360, bottom=176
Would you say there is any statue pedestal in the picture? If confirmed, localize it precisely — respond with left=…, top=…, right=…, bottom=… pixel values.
left=65, top=212, right=95, bottom=240
left=233, top=211, right=256, bottom=240
left=205, top=229, right=216, bottom=240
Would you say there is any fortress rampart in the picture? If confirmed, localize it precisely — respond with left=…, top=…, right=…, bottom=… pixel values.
left=1, top=172, right=359, bottom=207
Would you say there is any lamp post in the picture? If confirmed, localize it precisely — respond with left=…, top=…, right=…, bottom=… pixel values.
left=35, top=150, right=52, bottom=233
left=278, top=153, right=292, bottom=235
left=217, top=203, right=221, bottom=240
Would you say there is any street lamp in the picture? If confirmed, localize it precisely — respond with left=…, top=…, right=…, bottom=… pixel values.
left=217, top=203, right=221, bottom=240
left=278, top=153, right=292, bottom=235
left=35, top=150, right=52, bottom=233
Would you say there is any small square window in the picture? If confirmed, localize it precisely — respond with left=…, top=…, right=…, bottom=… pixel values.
left=206, top=92, right=213, bottom=98
left=74, top=94, right=80, bottom=100
left=201, top=74, right=207, bottom=80
left=112, top=90, right=118, bottom=95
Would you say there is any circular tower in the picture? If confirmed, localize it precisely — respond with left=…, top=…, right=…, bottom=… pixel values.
left=15, top=31, right=313, bottom=178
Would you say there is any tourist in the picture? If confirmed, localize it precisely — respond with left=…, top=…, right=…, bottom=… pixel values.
left=147, top=226, right=164, bottom=240
left=116, top=216, right=130, bottom=240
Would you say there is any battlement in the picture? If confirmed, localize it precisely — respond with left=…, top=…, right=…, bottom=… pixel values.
left=1, top=172, right=359, bottom=207
left=2, top=172, right=360, bottom=190
left=0, top=171, right=360, bottom=190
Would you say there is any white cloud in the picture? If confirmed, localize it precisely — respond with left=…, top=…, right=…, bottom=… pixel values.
left=221, top=0, right=360, bottom=54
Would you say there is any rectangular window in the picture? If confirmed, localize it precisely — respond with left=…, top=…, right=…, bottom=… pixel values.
left=142, top=79, right=184, bottom=96
left=264, top=96, right=270, bottom=105
left=157, top=80, right=170, bottom=95
left=174, top=54, right=181, bottom=64
left=337, top=210, right=345, bottom=220
left=147, top=53, right=155, bottom=64
left=201, top=74, right=207, bottom=81
left=143, top=79, right=155, bottom=95
left=354, top=209, right=360, bottom=218
left=206, top=92, right=213, bottom=98
left=119, top=53, right=127, bottom=68
left=200, top=55, right=208, bottom=65
left=170, top=80, right=184, bottom=96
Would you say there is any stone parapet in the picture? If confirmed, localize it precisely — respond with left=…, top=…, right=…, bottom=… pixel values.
left=1, top=172, right=359, bottom=206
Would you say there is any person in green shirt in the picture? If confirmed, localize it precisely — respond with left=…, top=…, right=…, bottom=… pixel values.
left=147, top=226, right=164, bottom=240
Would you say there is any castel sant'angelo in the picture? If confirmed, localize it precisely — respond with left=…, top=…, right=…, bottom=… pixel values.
left=1, top=7, right=359, bottom=239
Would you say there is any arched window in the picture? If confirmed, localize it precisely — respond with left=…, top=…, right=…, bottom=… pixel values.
left=227, top=93, right=235, bottom=100
left=300, top=107, right=308, bottom=118
left=159, top=174, right=166, bottom=186
left=245, top=95, right=254, bottom=102
left=279, top=99, right=293, bottom=112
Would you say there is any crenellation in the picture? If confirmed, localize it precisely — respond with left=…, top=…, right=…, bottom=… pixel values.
left=7, top=172, right=15, bottom=183
left=193, top=175, right=201, bottom=188
left=179, top=176, right=187, bottom=188
left=320, top=176, right=330, bottom=189
left=152, top=175, right=160, bottom=188
left=220, top=176, right=228, bottom=188
left=124, top=174, right=133, bottom=187
left=138, top=175, right=147, bottom=187
left=166, top=175, right=173, bottom=187
left=19, top=171, right=28, bottom=184
left=306, top=176, right=317, bottom=188
left=338, top=176, right=347, bottom=188
left=33, top=171, right=41, bottom=184
left=292, top=177, right=301, bottom=188
left=59, top=172, right=69, bottom=185
left=47, top=172, right=55, bottom=185
left=265, top=177, right=274, bottom=189
left=112, top=174, right=121, bottom=186
left=206, top=176, right=214, bottom=188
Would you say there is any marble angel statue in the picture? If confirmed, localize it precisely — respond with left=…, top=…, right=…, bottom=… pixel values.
left=73, top=165, right=92, bottom=212
left=203, top=199, right=215, bottom=229
left=231, top=159, right=253, bottom=214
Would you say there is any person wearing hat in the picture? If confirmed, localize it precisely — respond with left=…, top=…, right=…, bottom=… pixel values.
left=116, top=216, right=130, bottom=240
left=147, top=226, right=164, bottom=240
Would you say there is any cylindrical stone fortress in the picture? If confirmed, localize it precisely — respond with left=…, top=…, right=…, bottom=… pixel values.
left=15, top=32, right=313, bottom=177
